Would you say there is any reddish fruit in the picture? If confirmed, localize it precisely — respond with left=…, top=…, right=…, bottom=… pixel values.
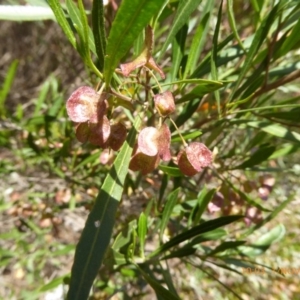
left=129, top=145, right=160, bottom=175
left=66, top=86, right=108, bottom=124
left=154, top=91, right=175, bottom=117
left=177, top=142, right=212, bottom=176
left=104, top=122, right=127, bottom=151
left=138, top=124, right=171, bottom=161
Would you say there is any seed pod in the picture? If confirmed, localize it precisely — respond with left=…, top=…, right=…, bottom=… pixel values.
left=66, top=86, right=108, bottom=124
left=154, top=91, right=175, bottom=117
left=177, top=142, right=212, bottom=176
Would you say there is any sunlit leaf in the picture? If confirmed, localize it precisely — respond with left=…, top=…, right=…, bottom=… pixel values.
left=104, top=0, right=165, bottom=85
left=158, top=0, right=203, bottom=60
left=67, top=116, right=141, bottom=300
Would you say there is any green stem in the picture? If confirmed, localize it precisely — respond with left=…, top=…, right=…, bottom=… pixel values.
left=169, top=117, right=187, bottom=147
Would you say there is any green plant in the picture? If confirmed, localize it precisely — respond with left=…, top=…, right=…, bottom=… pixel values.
left=2, top=0, right=300, bottom=299
left=47, top=0, right=300, bottom=298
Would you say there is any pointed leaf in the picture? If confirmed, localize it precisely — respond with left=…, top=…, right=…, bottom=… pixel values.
left=183, top=0, right=214, bottom=77
left=92, top=0, right=106, bottom=69
left=171, top=24, right=188, bottom=81
left=66, top=0, right=97, bottom=55
left=233, top=146, right=276, bottom=169
left=77, top=0, right=92, bottom=60
left=138, top=212, right=147, bottom=258
left=48, top=0, right=76, bottom=48
left=226, top=0, right=246, bottom=52
left=275, top=17, right=300, bottom=58
left=67, top=117, right=141, bottom=300
left=39, top=275, right=65, bottom=292
left=209, top=241, right=246, bottom=256
left=190, top=188, right=216, bottom=225
left=160, top=188, right=180, bottom=240
left=171, top=130, right=202, bottom=143
left=229, top=3, right=280, bottom=101
left=191, top=228, right=227, bottom=244
left=0, top=60, right=18, bottom=117
left=210, top=0, right=223, bottom=115
left=158, top=0, right=203, bottom=60
left=158, top=165, right=182, bottom=177
left=104, top=0, right=165, bottom=85
left=239, top=224, right=285, bottom=257
left=245, top=121, right=300, bottom=145
left=149, top=215, right=243, bottom=258
left=176, top=81, right=224, bottom=104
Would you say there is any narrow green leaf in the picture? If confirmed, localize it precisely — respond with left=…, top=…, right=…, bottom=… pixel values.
left=92, top=0, right=106, bottom=70
left=67, top=116, right=141, bottom=300
left=229, top=104, right=300, bottom=115
left=207, top=260, right=243, bottom=275
left=104, top=0, right=165, bottom=85
left=162, top=247, right=196, bottom=260
left=254, top=224, right=286, bottom=246
left=223, top=257, right=258, bottom=269
left=239, top=224, right=285, bottom=257
left=74, top=150, right=101, bottom=171
left=176, top=81, right=224, bottom=104
left=261, top=107, right=300, bottom=122
left=112, top=220, right=136, bottom=251
left=250, top=0, right=260, bottom=13
left=33, top=81, right=50, bottom=117
left=158, top=0, right=203, bottom=60
left=65, top=0, right=96, bottom=55
left=209, top=241, right=246, bottom=256
left=171, top=24, right=188, bottom=81
left=269, top=144, right=299, bottom=160
left=171, top=130, right=202, bottom=143
left=229, top=3, right=280, bottom=101
left=77, top=0, right=91, bottom=60
left=226, top=0, right=246, bottom=52
left=48, top=0, right=76, bottom=48
left=190, top=33, right=235, bottom=78
left=107, top=248, right=127, bottom=266
left=245, top=121, right=300, bottom=145
left=0, top=60, right=18, bottom=117
left=133, top=30, right=144, bottom=56
left=183, top=0, right=214, bottom=77
left=191, top=188, right=216, bottom=225
left=233, top=146, right=276, bottom=169
left=224, top=258, right=277, bottom=275
left=276, top=17, right=300, bottom=58
left=149, top=215, right=243, bottom=258
left=39, top=275, right=65, bottom=292
left=159, top=174, right=169, bottom=203
left=138, top=212, right=147, bottom=258
left=191, top=228, right=227, bottom=245
left=136, top=265, right=180, bottom=300
left=158, top=262, right=180, bottom=298
left=160, top=188, right=180, bottom=240
left=158, top=78, right=224, bottom=88
left=155, top=227, right=226, bottom=260
left=158, top=165, right=182, bottom=177
left=210, top=0, right=223, bottom=116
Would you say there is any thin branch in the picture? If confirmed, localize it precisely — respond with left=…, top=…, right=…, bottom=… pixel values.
left=252, top=69, right=300, bottom=99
